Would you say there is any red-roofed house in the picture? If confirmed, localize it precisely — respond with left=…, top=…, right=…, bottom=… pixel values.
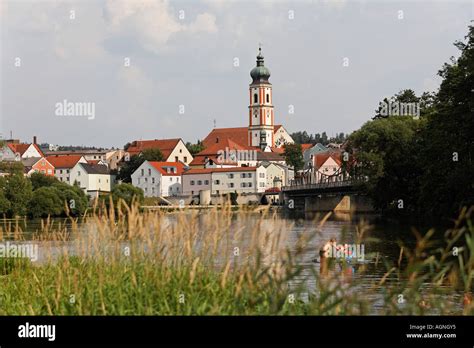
left=125, top=138, right=193, bottom=165
left=46, top=155, right=87, bottom=183
left=313, top=152, right=344, bottom=182
left=22, top=157, right=55, bottom=176
left=131, top=161, right=186, bottom=197
left=7, top=141, right=43, bottom=159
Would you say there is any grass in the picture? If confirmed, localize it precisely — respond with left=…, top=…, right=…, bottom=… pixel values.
left=0, top=202, right=472, bottom=315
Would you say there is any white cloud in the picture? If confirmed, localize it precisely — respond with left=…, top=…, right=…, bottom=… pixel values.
left=103, top=0, right=217, bottom=54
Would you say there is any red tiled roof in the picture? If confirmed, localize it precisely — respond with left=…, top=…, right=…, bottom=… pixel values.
left=301, top=143, right=313, bottom=151
left=148, top=161, right=186, bottom=176
left=314, top=152, right=342, bottom=168
left=183, top=166, right=257, bottom=175
left=46, top=155, right=84, bottom=168
left=126, top=138, right=181, bottom=158
left=190, top=138, right=257, bottom=166
left=202, top=125, right=284, bottom=148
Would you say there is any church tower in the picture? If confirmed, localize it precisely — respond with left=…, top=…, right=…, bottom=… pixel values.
left=248, top=47, right=274, bottom=150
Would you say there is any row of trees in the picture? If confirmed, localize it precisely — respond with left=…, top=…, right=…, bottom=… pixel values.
left=347, top=25, right=474, bottom=222
left=0, top=173, right=89, bottom=218
left=290, top=131, right=347, bottom=145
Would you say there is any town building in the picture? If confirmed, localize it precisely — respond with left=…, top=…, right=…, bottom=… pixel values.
left=131, top=161, right=186, bottom=197
left=191, top=48, right=294, bottom=169
left=70, top=162, right=114, bottom=198
left=46, top=155, right=87, bottom=184
left=22, top=157, right=55, bottom=176
left=125, top=138, right=193, bottom=165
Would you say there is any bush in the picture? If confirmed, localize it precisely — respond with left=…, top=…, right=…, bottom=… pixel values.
left=28, top=187, right=64, bottom=218
left=110, top=183, right=144, bottom=208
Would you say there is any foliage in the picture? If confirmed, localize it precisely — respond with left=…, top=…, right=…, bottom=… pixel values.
left=30, top=172, right=59, bottom=190
left=283, top=143, right=304, bottom=172
left=110, top=183, right=144, bottom=208
left=2, top=174, right=32, bottom=217
left=185, top=140, right=205, bottom=156
left=28, top=187, right=64, bottom=218
left=290, top=131, right=346, bottom=145
left=117, top=148, right=164, bottom=183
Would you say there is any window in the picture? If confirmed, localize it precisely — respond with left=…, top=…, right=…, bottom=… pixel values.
left=41, top=170, right=45, bottom=174
left=152, top=177, right=155, bottom=184
left=214, top=180, right=220, bottom=184
left=248, top=182, right=252, bottom=187
left=255, top=134, right=257, bottom=137
left=191, top=180, right=195, bottom=185
left=67, top=176, right=70, bottom=181
left=145, top=178, right=148, bottom=182
left=77, top=181, right=81, bottom=186
left=266, top=94, right=269, bottom=103
left=99, top=179, right=101, bottom=183
left=152, top=187, right=155, bottom=194
left=107, top=179, right=109, bottom=183
left=259, top=173, right=265, bottom=178
left=241, top=183, right=246, bottom=188
left=148, top=168, right=151, bottom=175
left=67, top=170, right=70, bottom=174
left=254, top=94, right=258, bottom=103
left=241, top=173, right=246, bottom=178
left=169, top=177, right=172, bottom=182
left=248, top=173, right=252, bottom=178
left=60, top=177, right=63, bottom=181
left=145, top=187, right=147, bottom=193
left=94, top=156, right=97, bottom=159
left=77, top=171, right=81, bottom=176
left=229, top=174, right=234, bottom=179
left=197, top=180, right=202, bottom=185
left=138, top=178, right=140, bottom=184
left=259, top=182, right=265, bottom=187
left=229, top=183, right=234, bottom=188
left=175, top=156, right=178, bottom=162
left=179, top=149, right=182, bottom=153
left=60, top=169, right=63, bottom=174
left=204, top=180, right=209, bottom=185
left=184, top=156, right=187, bottom=163
left=141, top=169, right=144, bottom=176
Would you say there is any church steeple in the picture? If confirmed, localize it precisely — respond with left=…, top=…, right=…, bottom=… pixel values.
left=248, top=46, right=274, bottom=150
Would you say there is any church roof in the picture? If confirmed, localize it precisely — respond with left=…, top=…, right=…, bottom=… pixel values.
left=202, top=125, right=284, bottom=149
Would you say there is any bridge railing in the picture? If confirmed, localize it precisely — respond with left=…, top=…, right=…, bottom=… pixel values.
left=282, top=177, right=368, bottom=192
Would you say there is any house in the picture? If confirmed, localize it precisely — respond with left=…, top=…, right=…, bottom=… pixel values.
left=303, top=143, right=328, bottom=169
left=312, top=152, right=343, bottom=182
left=0, top=144, right=17, bottom=161
left=46, top=155, right=87, bottom=184
left=21, top=157, right=55, bottom=176
left=257, top=162, right=289, bottom=192
left=70, top=162, right=114, bottom=198
left=125, top=138, right=193, bottom=165
left=6, top=137, right=44, bottom=159
left=105, top=149, right=125, bottom=170
left=182, top=167, right=263, bottom=196
left=131, top=161, right=186, bottom=197
left=43, top=149, right=109, bottom=162
left=190, top=138, right=258, bottom=168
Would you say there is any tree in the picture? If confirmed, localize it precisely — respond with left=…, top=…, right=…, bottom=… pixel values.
left=0, top=177, right=10, bottom=215
left=117, top=148, right=164, bottom=183
left=185, top=140, right=205, bottom=155
left=3, top=174, right=32, bottom=217
left=111, top=183, right=144, bottom=208
left=30, top=172, right=59, bottom=190
left=283, top=143, right=304, bottom=172
left=418, top=25, right=474, bottom=220
left=346, top=116, right=422, bottom=215
left=28, top=187, right=63, bottom=218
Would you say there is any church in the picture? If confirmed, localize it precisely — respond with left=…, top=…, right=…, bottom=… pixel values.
left=190, top=47, right=294, bottom=168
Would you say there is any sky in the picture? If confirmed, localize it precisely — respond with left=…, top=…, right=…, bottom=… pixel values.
left=1, top=0, right=473, bottom=148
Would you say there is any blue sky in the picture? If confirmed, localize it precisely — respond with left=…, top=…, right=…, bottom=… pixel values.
left=1, top=0, right=472, bottom=147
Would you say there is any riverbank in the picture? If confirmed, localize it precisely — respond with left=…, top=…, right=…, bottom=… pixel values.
left=0, top=204, right=472, bottom=315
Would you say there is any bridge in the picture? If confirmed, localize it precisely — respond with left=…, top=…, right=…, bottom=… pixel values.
left=281, top=175, right=374, bottom=214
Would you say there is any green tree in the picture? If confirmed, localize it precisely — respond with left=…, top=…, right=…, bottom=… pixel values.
left=28, top=187, right=63, bottom=218
left=283, top=143, right=304, bottom=172
left=0, top=177, right=10, bottom=215
left=4, top=174, right=32, bottom=217
left=185, top=140, right=205, bottom=155
left=346, top=116, right=422, bottom=215
left=30, top=172, right=59, bottom=190
left=111, top=183, right=144, bottom=208
left=418, top=25, right=474, bottom=220
left=117, top=148, right=164, bottom=183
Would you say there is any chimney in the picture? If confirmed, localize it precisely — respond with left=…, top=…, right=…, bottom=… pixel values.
left=33, top=136, right=37, bottom=144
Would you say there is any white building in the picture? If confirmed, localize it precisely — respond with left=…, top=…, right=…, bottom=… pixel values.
left=46, top=155, right=87, bottom=184
left=131, top=161, right=185, bottom=197
left=70, top=162, right=113, bottom=198
left=126, top=138, right=193, bottom=165
left=182, top=167, right=262, bottom=195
